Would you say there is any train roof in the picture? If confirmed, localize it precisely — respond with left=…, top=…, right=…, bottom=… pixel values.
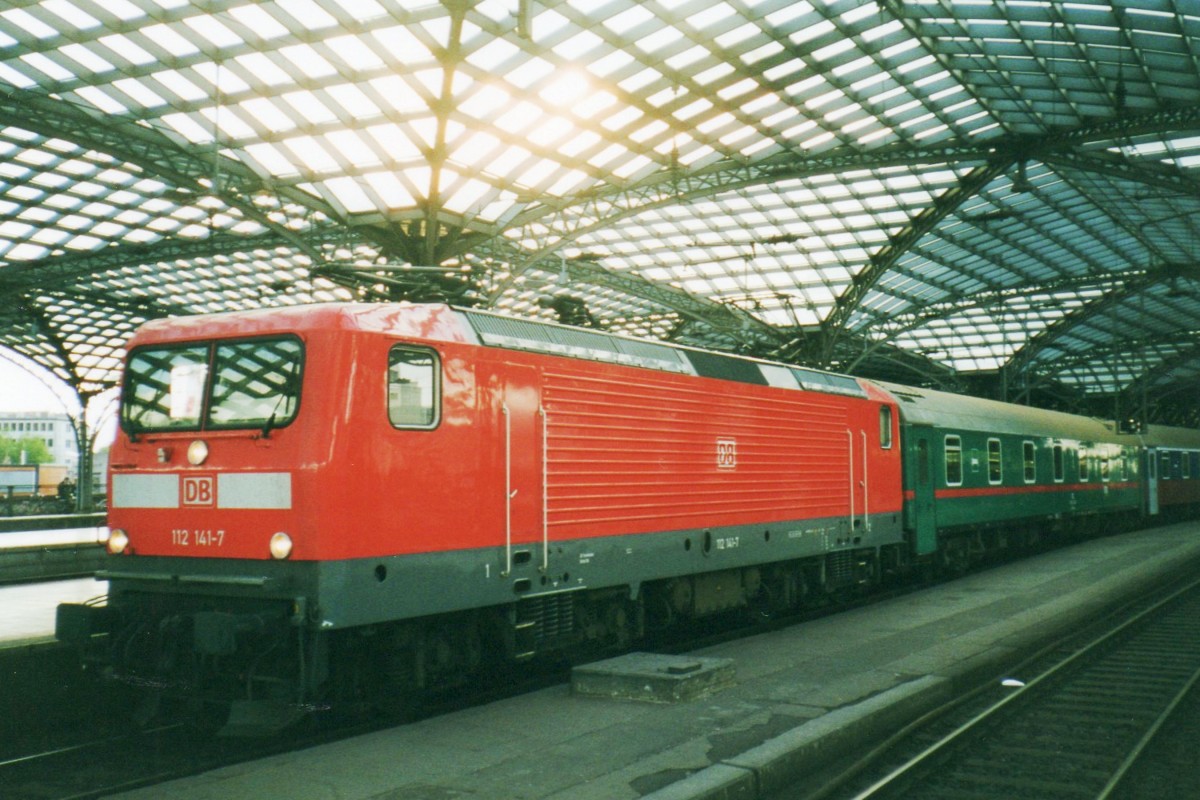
left=131, top=303, right=477, bottom=345
left=133, top=302, right=876, bottom=401
left=873, top=381, right=1121, bottom=442
left=1137, top=424, right=1200, bottom=450
left=132, top=303, right=1148, bottom=442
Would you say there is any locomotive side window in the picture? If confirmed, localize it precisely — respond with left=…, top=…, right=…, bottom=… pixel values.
left=879, top=406, right=893, bottom=449
left=944, top=436, right=962, bottom=486
left=209, top=338, right=303, bottom=428
left=1052, top=444, right=1064, bottom=483
left=388, top=346, right=440, bottom=429
left=1023, top=441, right=1036, bottom=484
left=988, top=438, right=1002, bottom=485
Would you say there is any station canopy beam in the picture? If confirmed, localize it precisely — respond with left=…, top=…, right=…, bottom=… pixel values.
left=0, top=1, right=1196, bottom=423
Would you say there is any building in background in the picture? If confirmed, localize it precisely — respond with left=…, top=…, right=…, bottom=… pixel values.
left=0, top=411, right=79, bottom=477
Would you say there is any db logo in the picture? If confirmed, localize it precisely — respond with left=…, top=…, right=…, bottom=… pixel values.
left=182, top=475, right=216, bottom=507
left=716, top=438, right=737, bottom=469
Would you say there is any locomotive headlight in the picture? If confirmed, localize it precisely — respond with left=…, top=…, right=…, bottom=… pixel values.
left=107, top=528, right=129, bottom=555
left=269, top=532, right=293, bottom=560
left=187, top=439, right=209, bottom=466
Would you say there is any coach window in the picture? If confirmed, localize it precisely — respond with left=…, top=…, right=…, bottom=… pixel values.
left=879, top=407, right=893, bottom=449
left=1079, top=449, right=1090, bottom=482
left=1052, top=444, right=1064, bottom=483
left=1023, top=441, right=1036, bottom=484
left=1161, top=451, right=1172, bottom=480
left=988, top=438, right=1002, bottom=485
left=388, top=346, right=440, bottom=429
left=945, top=436, right=963, bottom=486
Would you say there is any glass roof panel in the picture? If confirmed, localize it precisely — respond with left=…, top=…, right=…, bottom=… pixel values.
left=0, top=0, right=1195, bottom=419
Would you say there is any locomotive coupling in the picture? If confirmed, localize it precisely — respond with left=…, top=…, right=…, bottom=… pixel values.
left=192, top=610, right=271, bottom=656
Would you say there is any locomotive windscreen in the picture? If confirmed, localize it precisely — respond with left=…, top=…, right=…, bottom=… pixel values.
left=122, top=335, right=303, bottom=433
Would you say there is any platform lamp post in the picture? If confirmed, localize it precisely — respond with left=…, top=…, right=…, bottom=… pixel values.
left=0, top=349, right=116, bottom=512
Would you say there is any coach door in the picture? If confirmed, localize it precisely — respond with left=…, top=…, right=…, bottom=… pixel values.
left=1146, top=448, right=1160, bottom=516
left=910, top=432, right=938, bottom=555
left=501, top=367, right=545, bottom=578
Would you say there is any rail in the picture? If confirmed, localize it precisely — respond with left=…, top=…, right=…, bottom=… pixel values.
left=822, top=578, right=1200, bottom=800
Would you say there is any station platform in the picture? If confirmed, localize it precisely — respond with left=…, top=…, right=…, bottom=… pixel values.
left=0, top=525, right=105, bottom=550
left=0, top=523, right=107, bottom=584
left=0, top=576, right=106, bottom=645
left=103, top=522, right=1200, bottom=800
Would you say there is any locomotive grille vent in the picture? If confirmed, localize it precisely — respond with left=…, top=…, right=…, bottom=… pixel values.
left=517, top=592, right=576, bottom=645
left=827, top=550, right=855, bottom=587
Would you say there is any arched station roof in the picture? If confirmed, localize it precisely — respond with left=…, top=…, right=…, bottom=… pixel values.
left=0, top=0, right=1197, bottom=424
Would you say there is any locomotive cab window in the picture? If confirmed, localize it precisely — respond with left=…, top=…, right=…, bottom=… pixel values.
left=122, top=336, right=302, bottom=434
left=988, top=438, right=1002, bottom=485
left=388, top=346, right=440, bottom=429
left=209, top=338, right=303, bottom=428
left=945, top=436, right=963, bottom=486
left=124, top=345, right=210, bottom=431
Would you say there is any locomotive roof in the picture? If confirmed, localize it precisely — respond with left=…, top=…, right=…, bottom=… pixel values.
left=130, top=303, right=477, bottom=345
left=132, top=302, right=878, bottom=401
left=874, top=381, right=1121, bottom=443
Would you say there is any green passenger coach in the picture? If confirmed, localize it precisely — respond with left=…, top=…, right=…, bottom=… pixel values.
left=879, top=382, right=1141, bottom=569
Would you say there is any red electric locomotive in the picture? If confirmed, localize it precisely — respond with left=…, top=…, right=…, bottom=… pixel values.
left=59, top=303, right=905, bottom=722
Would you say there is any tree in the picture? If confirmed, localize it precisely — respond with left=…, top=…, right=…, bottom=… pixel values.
left=0, top=435, right=52, bottom=465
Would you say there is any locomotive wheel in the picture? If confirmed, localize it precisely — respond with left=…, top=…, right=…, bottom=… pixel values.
left=604, top=601, right=633, bottom=650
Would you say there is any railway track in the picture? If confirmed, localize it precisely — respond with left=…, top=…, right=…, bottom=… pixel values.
left=0, top=648, right=582, bottom=800
left=2, top=543, right=1164, bottom=799
left=0, top=724, right=235, bottom=800
left=810, top=578, right=1200, bottom=800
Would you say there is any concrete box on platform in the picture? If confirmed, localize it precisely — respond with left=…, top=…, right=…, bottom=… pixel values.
left=572, top=652, right=736, bottom=703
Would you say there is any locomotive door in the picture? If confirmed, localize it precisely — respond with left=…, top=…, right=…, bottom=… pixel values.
left=501, top=367, right=545, bottom=575
left=910, top=432, right=938, bottom=555
left=847, top=428, right=870, bottom=534
left=1146, top=448, right=1160, bottom=516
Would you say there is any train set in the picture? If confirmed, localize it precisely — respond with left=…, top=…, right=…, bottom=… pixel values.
left=57, top=303, right=1200, bottom=724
